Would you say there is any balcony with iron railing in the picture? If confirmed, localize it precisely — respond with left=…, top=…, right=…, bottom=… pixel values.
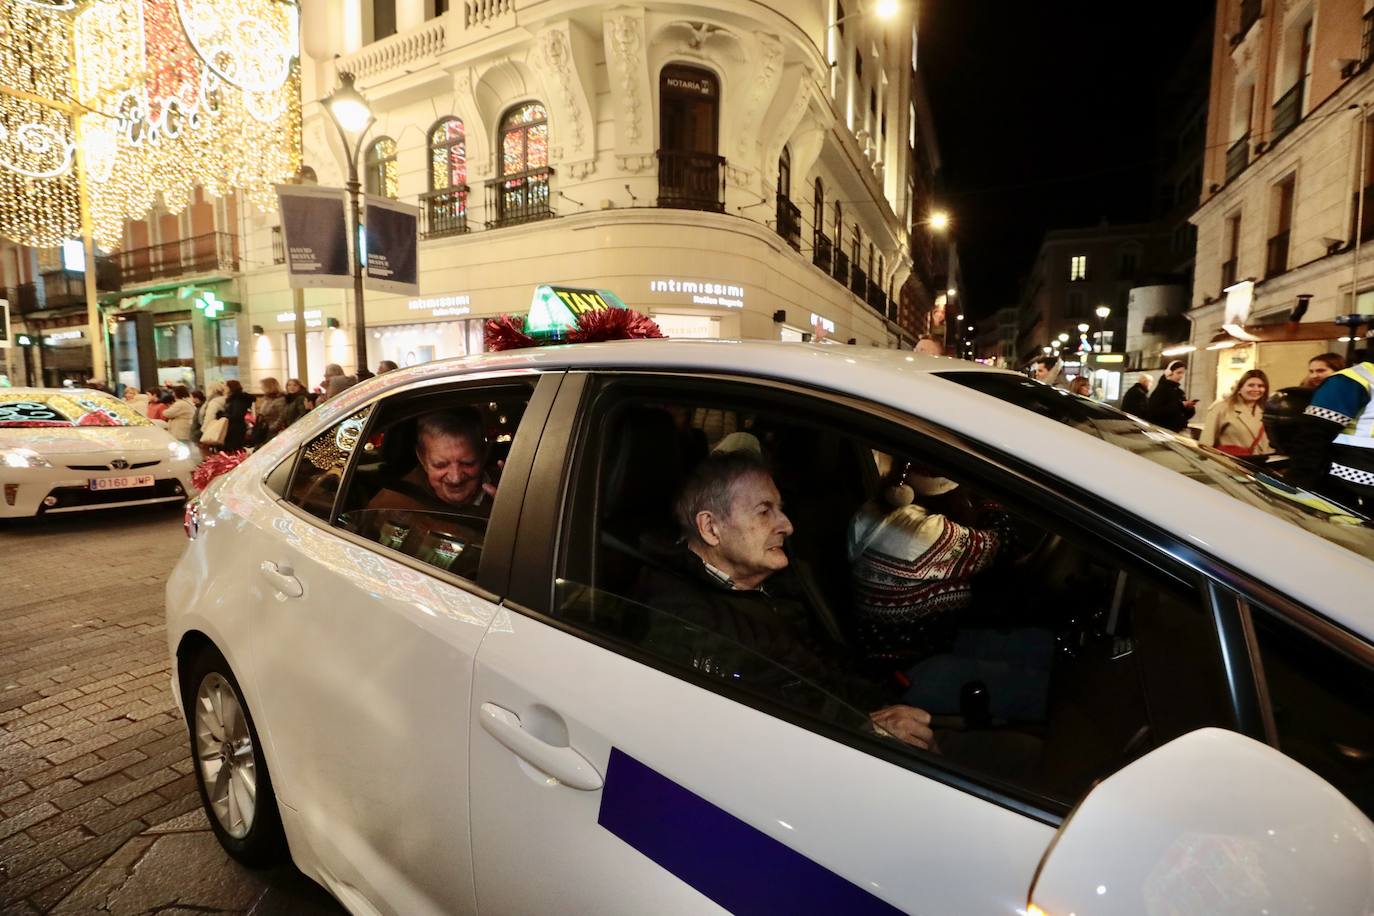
left=1221, top=257, right=1238, bottom=290
left=1363, top=9, right=1374, bottom=69
left=1232, top=0, right=1261, bottom=46
left=1271, top=79, right=1304, bottom=144
left=1265, top=230, right=1290, bottom=278
left=813, top=233, right=833, bottom=273
left=484, top=168, right=554, bottom=229
left=1226, top=133, right=1250, bottom=183
left=775, top=197, right=802, bottom=251
left=116, top=232, right=239, bottom=286
left=421, top=186, right=470, bottom=238
left=657, top=150, right=725, bottom=213
left=865, top=282, right=886, bottom=313
left=850, top=264, right=868, bottom=298
left=833, top=249, right=849, bottom=286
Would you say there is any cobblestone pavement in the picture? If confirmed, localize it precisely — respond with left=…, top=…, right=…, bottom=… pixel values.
left=0, top=506, right=341, bottom=914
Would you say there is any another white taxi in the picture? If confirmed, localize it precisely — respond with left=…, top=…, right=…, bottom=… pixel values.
left=166, top=342, right=1374, bottom=915
left=1, top=388, right=197, bottom=518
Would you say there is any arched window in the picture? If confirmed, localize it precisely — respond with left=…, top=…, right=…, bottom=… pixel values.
left=429, top=117, right=467, bottom=192
left=813, top=178, right=825, bottom=238
left=777, top=146, right=791, bottom=201
left=834, top=202, right=843, bottom=250
left=364, top=137, right=398, bottom=199
left=494, top=102, right=551, bottom=226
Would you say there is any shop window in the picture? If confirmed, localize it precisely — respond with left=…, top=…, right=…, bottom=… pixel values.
left=365, top=137, right=399, bottom=200
left=215, top=318, right=239, bottom=382
left=155, top=319, right=196, bottom=389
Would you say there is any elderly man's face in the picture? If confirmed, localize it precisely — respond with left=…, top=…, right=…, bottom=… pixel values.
left=418, top=431, right=484, bottom=507
left=704, top=472, right=793, bottom=589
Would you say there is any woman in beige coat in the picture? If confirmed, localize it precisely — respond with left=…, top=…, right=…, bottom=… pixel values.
left=1200, top=369, right=1274, bottom=457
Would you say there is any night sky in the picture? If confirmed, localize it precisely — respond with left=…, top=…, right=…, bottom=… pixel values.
left=919, top=0, right=1216, bottom=318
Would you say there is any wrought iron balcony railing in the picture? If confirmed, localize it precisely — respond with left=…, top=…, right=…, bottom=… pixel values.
left=813, top=233, right=833, bottom=273
left=657, top=150, right=725, bottom=213
left=1221, top=256, right=1238, bottom=290
left=833, top=249, right=849, bottom=286
left=115, top=232, right=238, bottom=285
left=1265, top=230, right=1290, bottom=278
left=775, top=197, right=802, bottom=250
left=484, top=168, right=554, bottom=229
left=1225, top=133, right=1250, bottom=183
left=421, top=186, right=470, bottom=239
left=1271, top=79, right=1304, bottom=144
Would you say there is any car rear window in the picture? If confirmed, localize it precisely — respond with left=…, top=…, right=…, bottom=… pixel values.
left=0, top=393, right=151, bottom=428
left=938, top=372, right=1374, bottom=562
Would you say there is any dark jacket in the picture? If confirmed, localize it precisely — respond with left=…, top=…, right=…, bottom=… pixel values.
left=220, top=391, right=255, bottom=452
left=1121, top=382, right=1150, bottom=418
left=635, top=546, right=883, bottom=712
left=1146, top=376, right=1195, bottom=432
left=279, top=392, right=310, bottom=430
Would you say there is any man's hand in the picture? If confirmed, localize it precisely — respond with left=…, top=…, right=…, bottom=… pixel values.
left=1184, top=399, right=1198, bottom=408
left=481, top=458, right=505, bottom=498
left=870, top=705, right=937, bottom=751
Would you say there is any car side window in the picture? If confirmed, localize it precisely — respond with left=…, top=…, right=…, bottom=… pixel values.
left=552, top=378, right=1236, bottom=812
left=285, top=406, right=373, bottom=520
left=332, top=384, right=533, bottom=582
left=1251, top=609, right=1374, bottom=817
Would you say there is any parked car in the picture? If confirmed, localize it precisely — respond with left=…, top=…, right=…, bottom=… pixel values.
left=1, top=388, right=197, bottom=518
left=166, top=342, right=1374, bottom=915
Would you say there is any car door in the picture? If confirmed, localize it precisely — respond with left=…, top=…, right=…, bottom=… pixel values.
left=465, top=373, right=1070, bottom=916
left=246, top=371, right=559, bottom=915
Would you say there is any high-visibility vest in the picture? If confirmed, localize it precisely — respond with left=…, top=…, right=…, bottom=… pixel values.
left=1332, top=363, right=1374, bottom=449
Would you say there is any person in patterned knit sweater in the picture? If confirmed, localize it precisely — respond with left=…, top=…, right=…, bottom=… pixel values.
left=848, top=462, right=1051, bottom=722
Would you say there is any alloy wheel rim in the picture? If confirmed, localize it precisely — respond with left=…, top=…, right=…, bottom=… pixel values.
left=194, top=672, right=257, bottom=839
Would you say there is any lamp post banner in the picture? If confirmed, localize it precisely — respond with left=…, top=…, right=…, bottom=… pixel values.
left=276, top=184, right=353, bottom=290
left=363, top=195, right=420, bottom=296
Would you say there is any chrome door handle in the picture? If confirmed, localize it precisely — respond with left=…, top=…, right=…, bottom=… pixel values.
left=259, top=561, right=303, bottom=599
left=478, top=702, right=603, bottom=791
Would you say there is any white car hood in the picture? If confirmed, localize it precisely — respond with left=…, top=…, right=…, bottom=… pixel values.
left=0, top=425, right=174, bottom=456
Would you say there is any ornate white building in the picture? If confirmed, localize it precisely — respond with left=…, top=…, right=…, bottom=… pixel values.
left=244, top=0, right=929, bottom=380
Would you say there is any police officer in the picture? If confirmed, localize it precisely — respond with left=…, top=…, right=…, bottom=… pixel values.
left=1287, top=349, right=1374, bottom=509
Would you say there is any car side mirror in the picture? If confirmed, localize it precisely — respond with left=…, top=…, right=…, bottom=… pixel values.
left=1028, top=728, right=1374, bottom=915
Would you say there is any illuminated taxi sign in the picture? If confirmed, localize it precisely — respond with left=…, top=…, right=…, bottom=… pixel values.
left=526, top=285, right=628, bottom=336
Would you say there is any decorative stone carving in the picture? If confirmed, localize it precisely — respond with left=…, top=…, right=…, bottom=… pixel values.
left=541, top=27, right=585, bottom=153
left=738, top=32, right=783, bottom=159
left=650, top=20, right=746, bottom=63
left=567, top=159, right=597, bottom=179
left=616, top=153, right=654, bottom=173
left=609, top=14, right=644, bottom=143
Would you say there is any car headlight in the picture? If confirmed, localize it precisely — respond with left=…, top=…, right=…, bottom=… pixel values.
left=0, top=448, right=53, bottom=469
left=167, top=441, right=191, bottom=462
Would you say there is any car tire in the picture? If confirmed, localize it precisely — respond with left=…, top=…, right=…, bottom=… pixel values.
left=184, top=646, right=287, bottom=868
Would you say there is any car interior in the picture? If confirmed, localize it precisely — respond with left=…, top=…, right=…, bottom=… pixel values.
left=566, top=389, right=1232, bottom=807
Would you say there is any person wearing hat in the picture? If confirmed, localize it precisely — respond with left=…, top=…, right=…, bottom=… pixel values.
left=1146, top=360, right=1197, bottom=432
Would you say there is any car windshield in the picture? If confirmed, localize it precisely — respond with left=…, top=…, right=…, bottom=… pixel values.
left=939, top=372, right=1374, bottom=562
left=0, top=393, right=152, bottom=429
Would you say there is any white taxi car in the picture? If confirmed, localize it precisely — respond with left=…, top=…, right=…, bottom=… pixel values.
left=166, top=342, right=1374, bottom=915
left=1, top=388, right=197, bottom=518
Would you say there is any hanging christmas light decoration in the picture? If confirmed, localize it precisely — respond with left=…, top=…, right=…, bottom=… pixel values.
left=0, top=0, right=301, bottom=249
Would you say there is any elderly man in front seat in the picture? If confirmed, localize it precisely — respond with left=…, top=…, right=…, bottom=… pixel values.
left=637, top=450, right=936, bottom=750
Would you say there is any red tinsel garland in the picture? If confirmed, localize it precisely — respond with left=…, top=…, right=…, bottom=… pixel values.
left=192, top=450, right=248, bottom=491
left=484, top=308, right=665, bottom=352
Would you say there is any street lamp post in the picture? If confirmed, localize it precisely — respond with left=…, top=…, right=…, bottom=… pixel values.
left=324, top=72, right=376, bottom=376
left=1094, top=305, right=1111, bottom=354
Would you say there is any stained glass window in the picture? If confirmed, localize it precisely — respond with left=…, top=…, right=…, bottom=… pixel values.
left=365, top=137, right=399, bottom=199
left=428, top=118, right=466, bottom=192
left=500, top=102, right=549, bottom=179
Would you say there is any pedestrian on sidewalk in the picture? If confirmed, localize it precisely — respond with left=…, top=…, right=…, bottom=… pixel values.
left=1147, top=360, right=1198, bottom=432
left=162, top=385, right=196, bottom=444
left=1200, top=370, right=1273, bottom=457
left=1121, top=373, right=1152, bottom=417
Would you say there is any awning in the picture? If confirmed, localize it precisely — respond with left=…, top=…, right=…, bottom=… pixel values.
left=1211, top=321, right=1348, bottom=344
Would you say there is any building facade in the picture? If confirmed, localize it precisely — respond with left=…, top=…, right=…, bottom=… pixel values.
left=245, top=0, right=932, bottom=383
left=1188, top=0, right=1374, bottom=405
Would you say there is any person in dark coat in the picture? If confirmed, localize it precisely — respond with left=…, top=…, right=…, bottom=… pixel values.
left=219, top=379, right=255, bottom=452
left=1146, top=360, right=1197, bottom=432
left=1120, top=373, right=1152, bottom=417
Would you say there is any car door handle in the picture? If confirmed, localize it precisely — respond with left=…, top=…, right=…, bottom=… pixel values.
left=478, top=702, right=603, bottom=791
left=259, top=561, right=303, bottom=599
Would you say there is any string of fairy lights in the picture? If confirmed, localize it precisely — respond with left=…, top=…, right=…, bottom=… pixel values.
left=0, top=0, right=301, bottom=250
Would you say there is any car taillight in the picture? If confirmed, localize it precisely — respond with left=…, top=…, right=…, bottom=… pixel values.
left=183, top=497, right=203, bottom=540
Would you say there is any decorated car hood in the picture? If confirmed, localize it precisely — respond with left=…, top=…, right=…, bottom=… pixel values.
left=0, top=425, right=174, bottom=456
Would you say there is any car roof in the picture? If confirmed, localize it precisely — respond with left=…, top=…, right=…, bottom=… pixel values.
left=2, top=387, right=112, bottom=397
left=322, top=340, right=1374, bottom=636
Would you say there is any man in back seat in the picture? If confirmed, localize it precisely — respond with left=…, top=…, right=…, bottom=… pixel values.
left=637, top=450, right=936, bottom=751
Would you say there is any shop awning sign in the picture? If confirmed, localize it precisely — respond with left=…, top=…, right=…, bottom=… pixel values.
left=526, top=285, right=628, bottom=336
left=363, top=195, right=420, bottom=296
left=276, top=184, right=352, bottom=290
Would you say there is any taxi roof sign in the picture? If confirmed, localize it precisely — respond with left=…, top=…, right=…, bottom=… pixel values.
left=526, top=284, right=628, bottom=337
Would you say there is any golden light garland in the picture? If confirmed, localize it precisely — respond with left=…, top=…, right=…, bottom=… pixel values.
left=0, top=0, right=301, bottom=250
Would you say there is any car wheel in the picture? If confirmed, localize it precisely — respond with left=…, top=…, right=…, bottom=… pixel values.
left=186, top=647, right=287, bottom=867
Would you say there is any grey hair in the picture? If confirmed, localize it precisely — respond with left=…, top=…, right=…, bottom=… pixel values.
left=415, top=408, right=487, bottom=458
left=674, top=450, right=771, bottom=542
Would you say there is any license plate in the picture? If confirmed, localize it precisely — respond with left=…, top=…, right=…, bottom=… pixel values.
left=88, top=475, right=155, bottom=491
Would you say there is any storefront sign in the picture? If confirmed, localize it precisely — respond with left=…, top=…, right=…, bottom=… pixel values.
left=364, top=195, right=420, bottom=296
left=649, top=278, right=744, bottom=309
left=276, top=184, right=351, bottom=290
left=652, top=313, right=719, bottom=339
left=44, top=330, right=85, bottom=344
left=409, top=296, right=471, bottom=318
left=275, top=309, right=323, bottom=328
